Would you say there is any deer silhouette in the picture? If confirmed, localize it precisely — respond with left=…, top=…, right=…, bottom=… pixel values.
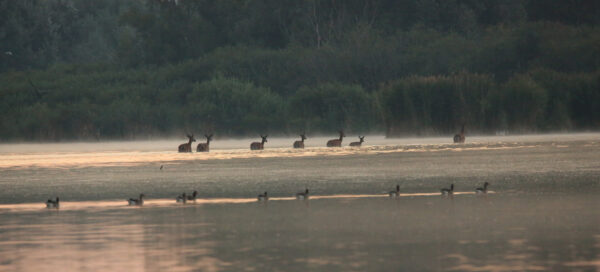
left=326, top=131, right=345, bottom=147
left=453, top=125, right=465, bottom=143
left=349, top=136, right=365, bottom=147
left=178, top=134, right=196, bottom=152
left=293, top=133, right=307, bottom=149
left=250, top=135, right=268, bottom=150
left=197, top=134, right=213, bottom=152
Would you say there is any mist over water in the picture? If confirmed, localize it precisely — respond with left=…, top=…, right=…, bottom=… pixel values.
left=0, top=133, right=599, bottom=271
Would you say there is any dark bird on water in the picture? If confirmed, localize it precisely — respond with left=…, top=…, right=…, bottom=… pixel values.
left=296, top=188, right=309, bottom=200
left=389, top=185, right=400, bottom=197
left=476, top=182, right=489, bottom=194
left=257, top=191, right=268, bottom=201
left=128, top=194, right=145, bottom=206
left=46, top=197, right=59, bottom=208
left=441, top=184, right=454, bottom=195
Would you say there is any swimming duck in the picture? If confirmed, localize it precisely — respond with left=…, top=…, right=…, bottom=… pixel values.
left=128, top=194, right=145, bottom=206
left=296, top=188, right=309, bottom=200
left=389, top=185, right=400, bottom=197
left=441, top=184, right=454, bottom=195
left=257, top=191, right=268, bottom=201
left=186, top=190, right=198, bottom=201
left=176, top=192, right=187, bottom=203
left=476, top=182, right=489, bottom=194
left=46, top=197, right=59, bottom=208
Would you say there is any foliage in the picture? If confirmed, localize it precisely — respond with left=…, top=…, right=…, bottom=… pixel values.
left=0, top=0, right=599, bottom=140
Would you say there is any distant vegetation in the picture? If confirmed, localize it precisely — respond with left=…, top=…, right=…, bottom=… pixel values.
left=1, top=0, right=599, bottom=140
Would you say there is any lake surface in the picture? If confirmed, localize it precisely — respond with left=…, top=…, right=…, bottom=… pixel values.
left=1, top=134, right=599, bottom=271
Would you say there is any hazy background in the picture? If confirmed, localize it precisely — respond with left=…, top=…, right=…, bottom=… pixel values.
left=1, top=0, right=600, bottom=141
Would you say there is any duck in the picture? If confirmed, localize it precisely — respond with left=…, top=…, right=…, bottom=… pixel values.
left=176, top=192, right=187, bottom=203
left=389, top=185, right=400, bottom=197
left=186, top=190, right=198, bottom=202
left=476, top=182, right=489, bottom=194
left=441, top=184, right=454, bottom=195
left=257, top=191, right=268, bottom=201
left=128, top=194, right=145, bottom=206
left=296, top=188, right=309, bottom=200
left=46, top=197, right=59, bottom=208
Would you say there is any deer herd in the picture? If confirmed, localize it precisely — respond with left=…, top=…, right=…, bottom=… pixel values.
left=178, top=126, right=466, bottom=152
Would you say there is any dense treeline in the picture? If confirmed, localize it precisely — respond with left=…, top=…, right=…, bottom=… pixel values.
left=1, top=0, right=599, bottom=140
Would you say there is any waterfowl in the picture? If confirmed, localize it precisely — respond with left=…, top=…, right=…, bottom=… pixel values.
left=476, top=182, right=489, bottom=194
left=128, top=194, right=145, bottom=206
left=296, top=188, right=309, bottom=200
left=389, top=185, right=400, bottom=197
left=186, top=191, right=198, bottom=201
left=46, top=197, right=59, bottom=208
left=441, top=184, right=454, bottom=195
left=176, top=192, right=187, bottom=203
left=257, top=191, right=268, bottom=201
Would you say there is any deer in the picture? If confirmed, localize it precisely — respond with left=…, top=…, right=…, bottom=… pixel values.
left=178, top=134, right=196, bottom=152
left=250, top=135, right=268, bottom=150
left=453, top=125, right=465, bottom=143
left=349, top=136, right=365, bottom=147
left=326, top=130, right=345, bottom=147
left=293, top=133, right=307, bottom=148
left=197, top=134, right=213, bottom=152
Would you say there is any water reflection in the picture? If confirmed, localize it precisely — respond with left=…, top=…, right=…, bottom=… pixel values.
left=0, top=195, right=598, bottom=271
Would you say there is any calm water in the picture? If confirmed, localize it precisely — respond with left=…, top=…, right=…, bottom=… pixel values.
left=0, top=134, right=599, bottom=271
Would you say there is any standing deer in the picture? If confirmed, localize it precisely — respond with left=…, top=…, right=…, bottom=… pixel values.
left=453, top=125, right=465, bottom=143
left=250, top=135, right=268, bottom=150
left=197, top=134, right=213, bottom=152
left=349, top=136, right=365, bottom=147
left=293, top=133, right=307, bottom=148
left=326, top=130, right=345, bottom=147
left=178, top=134, right=196, bottom=152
